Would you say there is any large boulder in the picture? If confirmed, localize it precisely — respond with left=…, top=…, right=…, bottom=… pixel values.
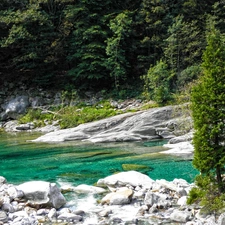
left=97, top=171, right=154, bottom=188
left=1, top=95, right=29, bottom=120
left=17, top=181, right=66, bottom=209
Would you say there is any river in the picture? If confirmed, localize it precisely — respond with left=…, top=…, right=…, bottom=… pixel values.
left=0, top=132, right=197, bottom=186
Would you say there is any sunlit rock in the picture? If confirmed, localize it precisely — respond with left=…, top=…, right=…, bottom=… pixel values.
left=97, top=171, right=154, bottom=188
left=17, top=181, right=66, bottom=209
left=101, top=187, right=133, bottom=205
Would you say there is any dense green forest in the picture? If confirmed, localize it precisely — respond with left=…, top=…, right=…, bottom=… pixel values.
left=0, top=0, right=224, bottom=101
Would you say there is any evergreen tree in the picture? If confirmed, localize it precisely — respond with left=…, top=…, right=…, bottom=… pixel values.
left=106, top=11, right=133, bottom=88
left=0, top=0, right=70, bottom=86
left=191, top=24, right=225, bottom=193
left=64, top=0, right=111, bottom=90
left=164, top=16, right=204, bottom=90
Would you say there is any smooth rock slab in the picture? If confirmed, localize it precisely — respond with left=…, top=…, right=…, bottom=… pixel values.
left=17, top=181, right=66, bottom=209
left=32, top=105, right=187, bottom=143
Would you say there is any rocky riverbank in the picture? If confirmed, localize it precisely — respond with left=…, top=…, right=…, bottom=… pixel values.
left=0, top=171, right=224, bottom=225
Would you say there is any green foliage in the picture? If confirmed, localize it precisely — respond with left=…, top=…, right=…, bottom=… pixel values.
left=140, top=101, right=159, bottom=110
left=19, top=109, right=54, bottom=127
left=143, top=60, right=173, bottom=105
left=0, top=0, right=219, bottom=93
left=164, top=16, right=204, bottom=90
left=56, top=101, right=120, bottom=129
left=188, top=174, right=225, bottom=213
left=106, top=11, right=132, bottom=88
left=191, top=20, right=225, bottom=210
left=65, top=1, right=111, bottom=89
left=178, top=65, right=201, bottom=88
left=18, top=99, right=121, bottom=129
left=187, top=187, right=204, bottom=205
left=191, top=24, right=225, bottom=177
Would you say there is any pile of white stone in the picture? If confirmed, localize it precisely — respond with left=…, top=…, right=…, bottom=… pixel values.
left=1, top=171, right=225, bottom=225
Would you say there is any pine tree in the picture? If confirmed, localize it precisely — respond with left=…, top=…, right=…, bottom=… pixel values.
left=191, top=24, right=225, bottom=193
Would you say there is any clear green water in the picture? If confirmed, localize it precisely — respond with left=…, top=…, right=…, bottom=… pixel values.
left=0, top=132, right=198, bottom=186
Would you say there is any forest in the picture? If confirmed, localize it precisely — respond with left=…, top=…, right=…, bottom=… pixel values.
left=0, top=0, right=224, bottom=102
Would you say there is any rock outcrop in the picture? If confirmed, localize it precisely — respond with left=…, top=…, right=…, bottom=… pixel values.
left=33, top=105, right=192, bottom=143
left=1, top=96, right=29, bottom=121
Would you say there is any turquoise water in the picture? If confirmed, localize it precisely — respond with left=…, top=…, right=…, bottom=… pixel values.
left=0, top=132, right=198, bottom=186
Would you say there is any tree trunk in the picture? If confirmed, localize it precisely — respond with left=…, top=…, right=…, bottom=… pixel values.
left=216, top=166, right=224, bottom=193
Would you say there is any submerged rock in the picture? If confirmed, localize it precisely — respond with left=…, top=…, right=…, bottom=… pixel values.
left=122, top=163, right=151, bottom=172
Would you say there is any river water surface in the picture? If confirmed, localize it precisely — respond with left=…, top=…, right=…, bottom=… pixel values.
left=0, top=132, right=197, bottom=186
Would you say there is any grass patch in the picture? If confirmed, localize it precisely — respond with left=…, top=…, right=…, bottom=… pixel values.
left=18, top=97, right=160, bottom=129
left=19, top=100, right=122, bottom=129
left=57, top=102, right=120, bottom=129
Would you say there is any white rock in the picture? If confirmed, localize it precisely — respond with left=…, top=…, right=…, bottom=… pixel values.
left=170, top=209, right=192, bottom=223
left=36, top=209, right=50, bottom=216
left=98, top=208, right=112, bottom=217
left=155, top=179, right=177, bottom=192
left=162, top=141, right=194, bottom=154
left=58, top=207, right=71, bottom=215
left=9, top=211, right=28, bottom=220
left=7, top=186, right=23, bottom=200
left=17, top=181, right=66, bottom=209
left=73, top=184, right=106, bottom=194
left=1, top=203, right=15, bottom=213
left=48, top=208, right=57, bottom=220
left=144, top=191, right=160, bottom=206
left=101, top=187, right=133, bottom=205
left=177, top=196, right=187, bottom=206
left=97, top=171, right=154, bottom=188
left=217, top=212, right=225, bottom=225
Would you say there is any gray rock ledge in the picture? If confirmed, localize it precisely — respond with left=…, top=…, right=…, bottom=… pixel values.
left=32, top=105, right=191, bottom=143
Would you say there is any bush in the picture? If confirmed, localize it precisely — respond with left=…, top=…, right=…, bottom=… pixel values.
left=188, top=174, right=225, bottom=213
left=142, top=60, right=173, bottom=105
left=19, top=109, right=54, bottom=127
left=57, top=103, right=120, bottom=129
